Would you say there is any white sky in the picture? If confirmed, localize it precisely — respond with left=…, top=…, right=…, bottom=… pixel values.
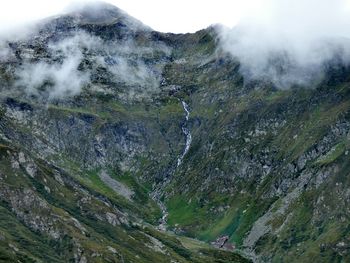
left=0, top=0, right=264, bottom=33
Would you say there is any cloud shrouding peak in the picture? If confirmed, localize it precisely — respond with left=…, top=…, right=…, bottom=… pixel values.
left=219, top=0, right=350, bottom=88
left=0, top=0, right=266, bottom=34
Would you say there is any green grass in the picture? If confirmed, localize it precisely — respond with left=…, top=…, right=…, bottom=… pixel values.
left=3, top=24, right=350, bottom=263
left=85, top=169, right=116, bottom=195
left=167, top=196, right=200, bottom=226
left=177, top=236, right=211, bottom=251
left=275, top=100, right=350, bottom=162
left=0, top=205, right=65, bottom=262
left=314, top=141, right=347, bottom=165
left=48, top=105, right=100, bottom=118
left=199, top=208, right=242, bottom=242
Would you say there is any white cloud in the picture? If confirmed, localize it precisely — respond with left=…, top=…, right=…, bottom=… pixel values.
left=13, top=30, right=170, bottom=99
left=97, top=40, right=170, bottom=88
left=0, top=0, right=260, bottom=34
left=3, top=0, right=350, bottom=91
left=218, top=0, right=350, bottom=88
left=15, top=32, right=96, bottom=99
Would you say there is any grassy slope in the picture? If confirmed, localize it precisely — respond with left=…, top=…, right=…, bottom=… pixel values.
left=0, top=137, right=249, bottom=263
left=163, top=30, right=350, bottom=262
left=1, top=21, right=350, bottom=262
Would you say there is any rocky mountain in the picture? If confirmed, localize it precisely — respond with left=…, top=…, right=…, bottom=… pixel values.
left=0, top=2, right=349, bottom=262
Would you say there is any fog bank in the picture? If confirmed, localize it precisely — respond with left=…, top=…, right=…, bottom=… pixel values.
left=218, top=0, right=350, bottom=88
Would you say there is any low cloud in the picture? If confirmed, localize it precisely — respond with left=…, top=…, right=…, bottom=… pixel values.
left=13, top=28, right=170, bottom=100
left=107, top=57, right=159, bottom=87
left=0, top=42, right=13, bottom=62
left=99, top=40, right=170, bottom=89
left=17, top=57, right=88, bottom=99
left=15, top=32, right=98, bottom=99
left=218, top=0, right=350, bottom=88
left=0, top=2, right=171, bottom=101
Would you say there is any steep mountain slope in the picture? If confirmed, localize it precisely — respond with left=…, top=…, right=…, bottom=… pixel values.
left=0, top=2, right=349, bottom=262
left=0, top=3, right=249, bottom=263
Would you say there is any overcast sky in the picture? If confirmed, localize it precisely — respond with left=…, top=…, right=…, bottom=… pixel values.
left=0, top=0, right=264, bottom=33
left=1, top=0, right=350, bottom=34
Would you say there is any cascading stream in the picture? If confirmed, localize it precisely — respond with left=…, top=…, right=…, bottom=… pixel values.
left=151, top=189, right=168, bottom=231
left=153, top=100, right=192, bottom=231
left=177, top=101, right=192, bottom=166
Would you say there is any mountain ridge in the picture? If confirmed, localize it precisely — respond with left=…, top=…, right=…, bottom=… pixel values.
left=0, top=2, right=349, bottom=263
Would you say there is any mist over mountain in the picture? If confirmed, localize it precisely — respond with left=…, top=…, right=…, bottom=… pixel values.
left=219, top=0, right=350, bottom=88
left=0, top=1, right=349, bottom=263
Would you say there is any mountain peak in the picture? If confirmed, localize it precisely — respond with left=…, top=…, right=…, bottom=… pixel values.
left=65, top=1, right=150, bottom=30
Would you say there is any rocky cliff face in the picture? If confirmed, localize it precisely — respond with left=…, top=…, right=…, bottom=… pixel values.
left=0, top=2, right=349, bottom=263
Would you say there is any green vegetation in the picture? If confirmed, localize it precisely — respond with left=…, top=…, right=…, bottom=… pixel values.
left=1, top=5, right=350, bottom=262
left=315, top=141, right=347, bottom=165
left=167, top=197, right=201, bottom=226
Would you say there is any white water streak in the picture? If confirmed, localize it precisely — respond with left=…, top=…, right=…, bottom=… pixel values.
left=177, top=101, right=192, bottom=166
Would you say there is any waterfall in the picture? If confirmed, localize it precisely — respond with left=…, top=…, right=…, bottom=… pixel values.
left=177, top=101, right=192, bottom=166
left=152, top=100, right=193, bottom=231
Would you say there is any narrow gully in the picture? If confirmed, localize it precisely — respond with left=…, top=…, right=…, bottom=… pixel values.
left=153, top=100, right=192, bottom=231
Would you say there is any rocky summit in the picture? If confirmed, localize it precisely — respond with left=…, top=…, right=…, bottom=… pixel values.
left=0, top=2, right=349, bottom=263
